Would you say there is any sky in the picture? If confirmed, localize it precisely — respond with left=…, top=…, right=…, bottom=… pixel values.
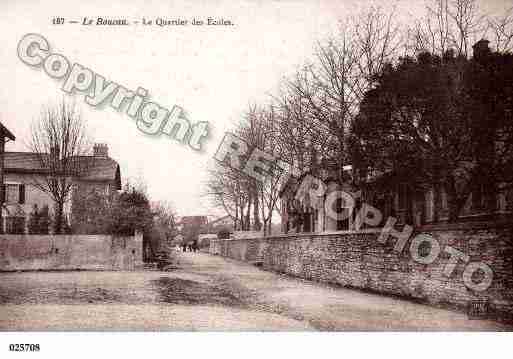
left=0, top=0, right=511, bottom=217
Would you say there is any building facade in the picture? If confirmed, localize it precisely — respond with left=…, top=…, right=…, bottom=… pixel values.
left=280, top=167, right=513, bottom=234
left=1, top=142, right=121, bottom=234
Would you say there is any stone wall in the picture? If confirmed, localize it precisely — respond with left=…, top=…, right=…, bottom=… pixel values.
left=210, top=223, right=513, bottom=317
left=0, top=231, right=143, bottom=271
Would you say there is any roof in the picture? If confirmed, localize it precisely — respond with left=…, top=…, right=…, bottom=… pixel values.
left=4, top=152, right=47, bottom=172
left=4, top=151, right=121, bottom=189
left=74, top=156, right=121, bottom=185
left=0, top=122, right=15, bottom=141
left=199, top=233, right=218, bottom=240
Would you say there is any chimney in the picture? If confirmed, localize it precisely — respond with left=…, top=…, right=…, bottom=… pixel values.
left=473, top=39, right=490, bottom=63
left=93, top=143, right=109, bottom=157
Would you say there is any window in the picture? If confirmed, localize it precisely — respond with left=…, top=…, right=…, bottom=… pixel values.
left=303, top=212, right=311, bottom=232
left=6, top=184, right=19, bottom=204
left=441, top=188, right=448, bottom=210
left=472, top=184, right=484, bottom=210
left=2, top=184, right=25, bottom=204
left=425, top=190, right=433, bottom=222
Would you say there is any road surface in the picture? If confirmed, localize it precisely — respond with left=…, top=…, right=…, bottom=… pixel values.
left=0, top=252, right=511, bottom=330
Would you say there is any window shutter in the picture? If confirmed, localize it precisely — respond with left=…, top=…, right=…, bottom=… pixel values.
left=19, top=184, right=25, bottom=204
left=0, top=184, right=5, bottom=204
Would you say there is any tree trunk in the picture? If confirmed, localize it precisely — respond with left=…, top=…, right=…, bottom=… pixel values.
left=239, top=202, right=245, bottom=230
left=234, top=197, right=239, bottom=231
left=54, top=201, right=64, bottom=234
left=253, top=190, right=261, bottom=231
left=244, top=195, right=251, bottom=231
left=267, top=210, right=273, bottom=236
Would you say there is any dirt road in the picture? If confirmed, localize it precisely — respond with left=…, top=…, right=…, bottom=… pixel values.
left=0, top=252, right=510, bottom=330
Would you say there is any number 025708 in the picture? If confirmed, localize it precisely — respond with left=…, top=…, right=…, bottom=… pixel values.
left=9, top=344, right=40, bottom=352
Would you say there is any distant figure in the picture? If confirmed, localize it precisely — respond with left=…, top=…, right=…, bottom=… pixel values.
left=182, top=243, right=187, bottom=252
left=192, top=240, right=198, bottom=253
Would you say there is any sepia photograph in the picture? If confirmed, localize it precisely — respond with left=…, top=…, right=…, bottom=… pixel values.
left=1, top=0, right=513, bottom=356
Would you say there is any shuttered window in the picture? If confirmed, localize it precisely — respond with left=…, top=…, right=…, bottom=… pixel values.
left=6, top=184, right=19, bottom=204
left=3, top=184, right=26, bottom=204
left=19, top=184, right=25, bottom=204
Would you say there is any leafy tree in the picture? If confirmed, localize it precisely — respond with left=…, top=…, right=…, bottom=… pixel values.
left=353, top=46, right=513, bottom=221
left=151, top=201, right=177, bottom=242
left=352, top=51, right=470, bottom=221
left=71, top=180, right=176, bottom=261
left=148, top=201, right=177, bottom=253
left=108, top=183, right=153, bottom=236
left=460, top=46, right=513, bottom=203
left=71, top=187, right=114, bottom=234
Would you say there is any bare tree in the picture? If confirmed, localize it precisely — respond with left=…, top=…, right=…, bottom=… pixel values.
left=273, top=6, right=402, bottom=185
left=257, top=106, right=285, bottom=235
left=204, top=163, right=251, bottom=231
left=205, top=103, right=288, bottom=235
left=488, top=6, right=513, bottom=52
left=29, top=100, right=93, bottom=234
left=411, top=0, right=488, bottom=57
left=152, top=201, right=177, bottom=236
left=205, top=7, right=404, bottom=234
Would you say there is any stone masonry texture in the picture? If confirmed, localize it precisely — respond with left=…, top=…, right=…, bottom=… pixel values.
left=0, top=232, right=143, bottom=271
left=210, top=224, right=513, bottom=319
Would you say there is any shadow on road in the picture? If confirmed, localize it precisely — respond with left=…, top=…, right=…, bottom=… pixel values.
left=152, top=277, right=245, bottom=307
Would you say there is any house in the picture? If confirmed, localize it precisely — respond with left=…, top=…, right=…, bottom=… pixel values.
left=209, top=215, right=234, bottom=227
left=280, top=165, right=357, bottom=233
left=0, top=122, right=16, bottom=205
left=1, top=140, right=121, bottom=234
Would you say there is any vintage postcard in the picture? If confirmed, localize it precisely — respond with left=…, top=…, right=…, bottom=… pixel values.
left=0, top=0, right=513, bottom=356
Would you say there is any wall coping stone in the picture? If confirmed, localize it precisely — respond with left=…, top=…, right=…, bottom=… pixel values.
left=216, top=219, right=513, bottom=242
